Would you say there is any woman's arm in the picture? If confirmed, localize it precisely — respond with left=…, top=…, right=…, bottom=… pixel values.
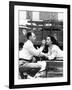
left=47, top=50, right=57, bottom=60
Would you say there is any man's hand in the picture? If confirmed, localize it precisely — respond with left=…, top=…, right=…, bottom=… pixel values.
left=32, top=57, right=36, bottom=62
left=44, top=53, right=48, bottom=58
left=41, top=39, right=46, bottom=46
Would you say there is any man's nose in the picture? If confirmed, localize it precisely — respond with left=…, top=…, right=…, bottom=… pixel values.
left=35, top=37, right=36, bottom=39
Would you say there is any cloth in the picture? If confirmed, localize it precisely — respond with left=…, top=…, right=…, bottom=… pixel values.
left=47, top=45, right=63, bottom=60
left=19, top=40, right=44, bottom=60
left=37, top=61, right=46, bottom=71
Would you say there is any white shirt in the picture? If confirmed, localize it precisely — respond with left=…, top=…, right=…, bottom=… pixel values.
left=19, top=40, right=44, bottom=60
left=47, top=45, right=63, bottom=60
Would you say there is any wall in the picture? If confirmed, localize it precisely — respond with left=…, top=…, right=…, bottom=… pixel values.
left=40, top=12, right=58, bottom=20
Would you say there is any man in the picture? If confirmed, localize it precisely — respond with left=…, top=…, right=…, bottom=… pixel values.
left=19, top=32, right=46, bottom=79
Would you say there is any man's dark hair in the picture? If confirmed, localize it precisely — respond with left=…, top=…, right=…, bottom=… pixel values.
left=26, top=32, right=32, bottom=39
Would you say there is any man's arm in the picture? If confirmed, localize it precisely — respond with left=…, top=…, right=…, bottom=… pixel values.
left=36, top=39, right=46, bottom=52
left=28, top=44, right=45, bottom=57
left=37, top=45, right=45, bottom=52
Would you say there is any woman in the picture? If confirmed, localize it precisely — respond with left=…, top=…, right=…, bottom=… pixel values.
left=46, top=35, right=63, bottom=60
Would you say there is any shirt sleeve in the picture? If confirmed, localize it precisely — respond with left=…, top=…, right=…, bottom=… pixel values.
left=48, top=50, right=57, bottom=60
left=48, top=45, right=58, bottom=60
left=27, top=44, right=44, bottom=56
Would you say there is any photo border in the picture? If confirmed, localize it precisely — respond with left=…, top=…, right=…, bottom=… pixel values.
left=9, top=1, right=70, bottom=89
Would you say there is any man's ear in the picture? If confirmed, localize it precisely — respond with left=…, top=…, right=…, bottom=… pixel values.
left=51, top=41, right=53, bottom=44
left=29, top=36, right=31, bottom=40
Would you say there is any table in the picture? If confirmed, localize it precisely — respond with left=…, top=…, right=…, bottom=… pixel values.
left=45, top=60, right=63, bottom=77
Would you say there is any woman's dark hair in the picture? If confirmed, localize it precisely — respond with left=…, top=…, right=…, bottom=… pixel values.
left=47, top=35, right=60, bottom=47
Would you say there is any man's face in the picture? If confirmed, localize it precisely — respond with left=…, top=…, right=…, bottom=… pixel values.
left=31, top=32, right=36, bottom=42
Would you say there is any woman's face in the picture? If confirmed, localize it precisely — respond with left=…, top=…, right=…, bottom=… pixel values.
left=46, top=37, right=52, bottom=45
